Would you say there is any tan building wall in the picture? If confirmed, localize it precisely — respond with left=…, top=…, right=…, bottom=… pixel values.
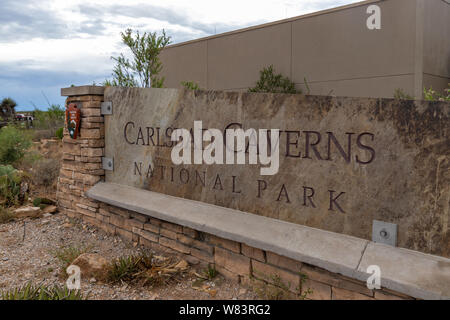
left=422, top=0, right=450, bottom=95
left=159, top=0, right=449, bottom=99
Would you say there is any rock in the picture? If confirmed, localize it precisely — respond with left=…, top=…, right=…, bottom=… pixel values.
left=43, top=205, right=57, bottom=214
left=149, top=293, right=159, bottom=300
left=41, top=139, right=60, bottom=150
left=43, top=213, right=53, bottom=218
left=71, top=253, right=108, bottom=280
left=63, top=223, right=73, bottom=228
left=41, top=139, right=50, bottom=148
left=184, top=255, right=200, bottom=265
left=239, top=288, right=247, bottom=295
left=14, top=206, right=42, bottom=218
left=208, top=289, right=217, bottom=297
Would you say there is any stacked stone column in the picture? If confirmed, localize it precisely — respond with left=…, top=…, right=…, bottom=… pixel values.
left=57, top=87, right=105, bottom=224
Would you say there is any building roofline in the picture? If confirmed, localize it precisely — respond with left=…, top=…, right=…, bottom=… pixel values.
left=164, top=0, right=383, bottom=49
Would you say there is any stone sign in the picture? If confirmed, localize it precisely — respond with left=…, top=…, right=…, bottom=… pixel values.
left=104, top=87, right=449, bottom=257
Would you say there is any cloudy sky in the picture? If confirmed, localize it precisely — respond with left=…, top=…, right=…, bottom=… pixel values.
left=0, top=0, right=360, bottom=111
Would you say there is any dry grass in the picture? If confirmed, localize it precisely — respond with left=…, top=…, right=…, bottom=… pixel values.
left=32, top=158, right=60, bottom=186
left=0, top=206, right=15, bottom=224
left=1, top=282, right=86, bottom=300
left=251, top=273, right=313, bottom=300
left=106, top=253, right=189, bottom=288
left=52, top=244, right=92, bottom=275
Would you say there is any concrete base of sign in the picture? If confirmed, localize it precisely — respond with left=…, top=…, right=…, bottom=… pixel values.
left=87, top=182, right=450, bottom=300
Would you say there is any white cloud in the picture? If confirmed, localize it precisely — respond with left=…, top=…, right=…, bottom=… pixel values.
left=0, top=0, right=361, bottom=109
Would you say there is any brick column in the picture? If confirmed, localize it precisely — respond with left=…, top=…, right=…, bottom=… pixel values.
left=57, top=86, right=105, bottom=225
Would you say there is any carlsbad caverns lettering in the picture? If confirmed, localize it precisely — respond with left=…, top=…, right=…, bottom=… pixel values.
left=122, top=120, right=376, bottom=214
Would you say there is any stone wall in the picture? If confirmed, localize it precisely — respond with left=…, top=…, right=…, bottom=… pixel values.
left=102, top=87, right=449, bottom=258
left=56, top=88, right=414, bottom=300
left=86, top=202, right=412, bottom=300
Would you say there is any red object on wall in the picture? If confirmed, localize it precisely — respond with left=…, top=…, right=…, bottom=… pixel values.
left=66, top=103, right=81, bottom=139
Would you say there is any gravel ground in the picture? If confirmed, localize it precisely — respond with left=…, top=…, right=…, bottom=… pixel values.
left=0, top=213, right=258, bottom=300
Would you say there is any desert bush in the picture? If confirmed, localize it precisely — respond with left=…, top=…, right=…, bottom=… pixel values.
left=0, top=97, right=16, bottom=121
left=107, top=254, right=153, bottom=284
left=33, top=197, right=55, bottom=209
left=1, top=282, right=85, bottom=300
left=107, top=253, right=188, bottom=287
left=32, top=158, right=60, bottom=186
left=251, top=273, right=296, bottom=300
left=181, top=81, right=201, bottom=90
left=33, top=105, right=65, bottom=138
left=55, top=127, right=64, bottom=139
left=0, top=206, right=15, bottom=224
left=104, top=28, right=171, bottom=88
left=251, top=272, right=312, bottom=300
left=394, top=88, right=413, bottom=100
left=249, top=65, right=300, bottom=94
left=32, top=129, right=54, bottom=141
left=32, top=197, right=42, bottom=207
left=0, top=165, right=23, bottom=206
left=0, top=126, right=32, bottom=165
left=19, top=149, right=41, bottom=170
left=424, top=84, right=450, bottom=102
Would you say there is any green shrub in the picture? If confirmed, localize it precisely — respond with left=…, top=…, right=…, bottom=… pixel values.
left=181, top=81, right=200, bottom=90
left=424, top=84, right=450, bottom=102
left=32, top=197, right=55, bottom=209
left=0, top=165, right=22, bottom=206
left=203, top=264, right=218, bottom=280
left=107, top=254, right=151, bottom=284
left=32, top=198, right=41, bottom=207
left=249, top=65, right=300, bottom=94
left=1, top=282, right=85, bottom=300
left=104, top=28, right=171, bottom=88
left=55, top=127, right=64, bottom=139
left=0, top=126, right=32, bottom=165
left=32, top=158, right=60, bottom=186
left=33, top=197, right=54, bottom=207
